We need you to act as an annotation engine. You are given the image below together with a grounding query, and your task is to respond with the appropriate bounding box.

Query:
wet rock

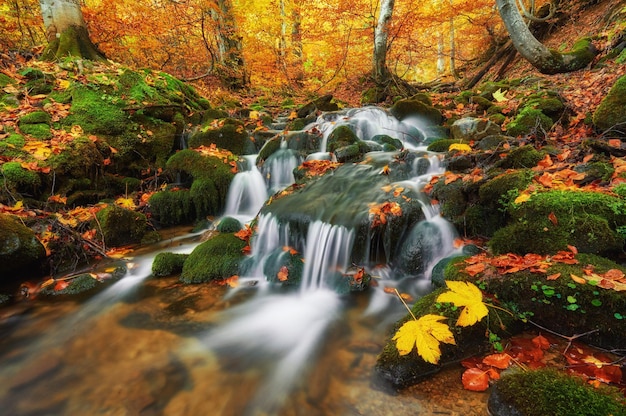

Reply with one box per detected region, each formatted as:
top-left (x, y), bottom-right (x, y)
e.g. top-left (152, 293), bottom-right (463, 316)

top-left (0, 214), bottom-right (46, 280)
top-left (593, 74), bottom-right (626, 136)
top-left (450, 117), bottom-right (501, 141)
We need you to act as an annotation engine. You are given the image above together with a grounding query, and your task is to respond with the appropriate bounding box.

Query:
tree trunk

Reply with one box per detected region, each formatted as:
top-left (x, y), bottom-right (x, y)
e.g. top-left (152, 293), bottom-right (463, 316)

top-left (211, 0), bottom-right (248, 89)
top-left (496, 0), bottom-right (597, 74)
top-left (437, 31), bottom-right (445, 75)
top-left (290, 4), bottom-right (304, 87)
top-left (449, 6), bottom-right (458, 79)
top-left (373, 0), bottom-right (395, 84)
top-left (39, 0), bottom-right (105, 61)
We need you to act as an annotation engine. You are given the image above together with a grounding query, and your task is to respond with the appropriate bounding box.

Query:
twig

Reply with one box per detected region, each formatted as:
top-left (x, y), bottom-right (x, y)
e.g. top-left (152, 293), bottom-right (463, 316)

top-left (393, 288), bottom-right (417, 320)
top-left (527, 319), bottom-right (600, 354)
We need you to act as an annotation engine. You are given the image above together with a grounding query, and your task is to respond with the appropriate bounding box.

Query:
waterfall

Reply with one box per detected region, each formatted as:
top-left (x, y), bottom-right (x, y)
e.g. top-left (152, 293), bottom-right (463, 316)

top-left (224, 155), bottom-right (268, 223)
top-left (261, 141), bottom-right (300, 194)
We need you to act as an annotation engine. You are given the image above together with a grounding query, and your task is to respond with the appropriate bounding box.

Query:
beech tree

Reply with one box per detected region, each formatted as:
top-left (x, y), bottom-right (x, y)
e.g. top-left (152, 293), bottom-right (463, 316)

top-left (373, 0), bottom-right (395, 84)
top-left (211, 0), bottom-right (248, 88)
top-left (39, 0), bottom-right (105, 61)
top-left (496, 0), bottom-right (597, 74)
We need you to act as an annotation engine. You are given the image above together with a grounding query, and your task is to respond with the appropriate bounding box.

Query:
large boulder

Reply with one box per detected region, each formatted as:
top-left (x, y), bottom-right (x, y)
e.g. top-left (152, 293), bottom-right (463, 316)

top-left (0, 214), bottom-right (46, 280)
top-left (450, 117), bottom-right (501, 141)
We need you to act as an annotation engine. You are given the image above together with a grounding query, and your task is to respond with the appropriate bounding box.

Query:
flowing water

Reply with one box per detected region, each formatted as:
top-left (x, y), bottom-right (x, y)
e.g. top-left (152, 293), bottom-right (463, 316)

top-left (0, 108), bottom-right (489, 415)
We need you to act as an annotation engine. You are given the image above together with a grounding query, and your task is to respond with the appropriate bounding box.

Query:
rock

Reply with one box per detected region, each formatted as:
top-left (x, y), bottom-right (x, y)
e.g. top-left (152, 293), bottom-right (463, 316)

top-left (188, 118), bottom-right (255, 154)
top-left (488, 369), bottom-right (626, 416)
top-left (180, 233), bottom-right (246, 283)
top-left (96, 205), bottom-right (148, 247)
top-left (389, 99), bottom-right (443, 125)
top-left (0, 214), bottom-right (46, 279)
top-left (152, 252), bottom-right (188, 277)
top-left (450, 117), bottom-right (501, 141)
top-left (593, 74), bottom-right (626, 136)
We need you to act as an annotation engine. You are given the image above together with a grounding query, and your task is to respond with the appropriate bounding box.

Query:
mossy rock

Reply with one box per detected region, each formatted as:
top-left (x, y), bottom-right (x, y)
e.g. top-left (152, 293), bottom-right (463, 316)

top-left (216, 216), bottom-right (242, 233)
top-left (374, 287), bottom-right (518, 390)
top-left (262, 248), bottom-right (305, 287)
top-left (19, 123), bottom-right (52, 140)
top-left (475, 252), bottom-right (626, 351)
top-left (371, 134), bottom-right (403, 151)
top-left (427, 139), bottom-right (468, 153)
top-left (0, 134), bottom-right (27, 158)
top-left (39, 266), bottom-right (127, 298)
top-left (327, 125), bottom-right (359, 152)
top-left (593, 74), bottom-right (626, 136)
top-left (408, 93), bottom-right (432, 106)
top-left (477, 81), bottom-right (510, 100)
top-left (1, 161), bottom-right (41, 188)
top-left (470, 95), bottom-right (494, 111)
top-left (189, 179), bottom-right (219, 219)
top-left (19, 111), bottom-right (51, 125)
top-left (488, 369), bottom-right (626, 416)
top-left (180, 233), bottom-right (246, 283)
top-left (493, 145), bottom-right (544, 169)
top-left (152, 252), bottom-right (188, 277)
top-left (573, 161), bottom-right (615, 184)
top-left (490, 190), bottom-right (626, 256)
top-left (257, 136), bottom-right (282, 162)
top-left (48, 136), bottom-right (104, 178)
top-left (524, 91), bottom-right (565, 120)
top-left (148, 189), bottom-right (195, 226)
top-left (506, 107), bottom-right (554, 137)
top-left (478, 170), bottom-right (535, 207)
top-left (0, 213), bottom-right (46, 279)
top-left (95, 205), bottom-right (147, 247)
top-left (389, 99), bottom-right (443, 125)
top-left (65, 86), bottom-right (129, 135)
top-left (188, 118), bottom-right (255, 154)
top-left (450, 117), bottom-right (501, 141)
top-left (431, 176), bottom-right (470, 224)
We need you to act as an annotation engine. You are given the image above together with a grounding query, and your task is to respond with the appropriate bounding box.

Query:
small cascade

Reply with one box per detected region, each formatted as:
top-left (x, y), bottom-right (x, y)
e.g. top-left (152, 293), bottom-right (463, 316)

top-left (261, 140), bottom-right (300, 194)
top-left (224, 155), bottom-right (268, 223)
top-left (300, 221), bottom-right (355, 291)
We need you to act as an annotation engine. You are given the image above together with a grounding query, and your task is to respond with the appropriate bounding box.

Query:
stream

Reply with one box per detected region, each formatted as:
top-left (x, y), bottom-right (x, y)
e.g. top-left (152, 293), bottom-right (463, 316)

top-left (0, 107), bottom-right (489, 415)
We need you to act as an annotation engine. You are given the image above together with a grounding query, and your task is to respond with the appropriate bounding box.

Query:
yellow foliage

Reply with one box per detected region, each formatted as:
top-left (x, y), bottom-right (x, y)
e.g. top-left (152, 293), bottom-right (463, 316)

top-left (436, 281), bottom-right (489, 327)
top-left (115, 197), bottom-right (137, 210)
top-left (392, 314), bottom-right (456, 364)
top-left (514, 192), bottom-right (531, 204)
top-left (448, 143), bottom-right (472, 153)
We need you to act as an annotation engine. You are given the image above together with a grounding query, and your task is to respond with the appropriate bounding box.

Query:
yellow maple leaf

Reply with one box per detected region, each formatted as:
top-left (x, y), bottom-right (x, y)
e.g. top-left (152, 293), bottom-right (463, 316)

top-left (436, 281), bottom-right (489, 327)
top-left (448, 143), bottom-right (472, 153)
top-left (392, 314), bottom-right (456, 364)
top-left (115, 197), bottom-right (136, 210)
top-left (492, 88), bottom-right (509, 103)
top-left (514, 192), bottom-right (531, 204)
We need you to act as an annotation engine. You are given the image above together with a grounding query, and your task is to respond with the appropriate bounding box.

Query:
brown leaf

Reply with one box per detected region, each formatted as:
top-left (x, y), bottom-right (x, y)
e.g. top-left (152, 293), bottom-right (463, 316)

top-left (277, 266), bottom-right (289, 282)
top-left (548, 212), bottom-right (558, 225)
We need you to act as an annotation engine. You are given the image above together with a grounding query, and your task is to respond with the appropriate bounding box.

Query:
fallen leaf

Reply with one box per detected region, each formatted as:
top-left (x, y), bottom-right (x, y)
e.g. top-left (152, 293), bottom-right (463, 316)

top-left (277, 266), bottom-right (289, 282)
top-left (437, 281), bottom-right (489, 327)
top-left (482, 353), bottom-right (512, 369)
top-left (548, 212), bottom-right (558, 225)
top-left (462, 368), bottom-right (490, 391)
top-left (392, 314), bottom-right (456, 363)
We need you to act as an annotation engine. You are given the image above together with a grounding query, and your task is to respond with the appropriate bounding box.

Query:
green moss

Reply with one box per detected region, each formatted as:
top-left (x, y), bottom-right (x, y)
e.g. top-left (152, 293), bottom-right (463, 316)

top-left (152, 252), bottom-right (188, 277)
top-left (19, 123), bottom-right (52, 140)
top-left (216, 217), bottom-right (242, 233)
top-left (1, 161), bottom-right (41, 189)
top-left (95, 205), bottom-right (147, 247)
top-left (66, 86), bottom-right (129, 135)
top-left (494, 145), bottom-right (544, 169)
top-left (48, 136), bottom-right (103, 178)
top-left (327, 125), bottom-right (358, 152)
top-left (479, 170), bottom-right (535, 206)
top-left (148, 189), bottom-right (195, 226)
top-left (0, 73), bottom-right (15, 87)
top-left (258, 136), bottom-right (282, 161)
top-left (574, 161), bottom-right (615, 182)
top-left (180, 233), bottom-right (246, 283)
top-left (506, 107), bottom-right (554, 137)
top-left (262, 249), bottom-right (304, 287)
top-left (188, 118), bottom-right (254, 154)
top-left (190, 179), bottom-right (219, 219)
top-left (490, 369), bottom-right (626, 416)
top-left (478, 81), bottom-right (510, 100)
top-left (0, 134), bottom-right (27, 158)
top-left (19, 111), bottom-right (51, 125)
top-left (593, 74), bottom-right (626, 134)
top-left (371, 134), bottom-right (403, 151)
top-left (408, 93), bottom-right (432, 106)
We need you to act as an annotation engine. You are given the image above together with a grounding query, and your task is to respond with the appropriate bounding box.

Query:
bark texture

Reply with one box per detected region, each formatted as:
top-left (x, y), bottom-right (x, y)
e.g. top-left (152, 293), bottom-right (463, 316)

top-left (373, 0), bottom-right (395, 83)
top-left (496, 0), bottom-right (597, 74)
top-left (39, 0), bottom-right (105, 61)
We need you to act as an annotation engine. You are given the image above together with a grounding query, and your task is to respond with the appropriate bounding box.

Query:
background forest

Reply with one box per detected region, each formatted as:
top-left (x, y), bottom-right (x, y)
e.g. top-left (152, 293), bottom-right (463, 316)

top-left (1, 0), bottom-right (499, 94)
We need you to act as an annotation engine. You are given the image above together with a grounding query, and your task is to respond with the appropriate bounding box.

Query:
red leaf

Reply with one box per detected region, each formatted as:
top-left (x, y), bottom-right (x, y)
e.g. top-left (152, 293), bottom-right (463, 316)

top-left (532, 335), bottom-right (551, 350)
top-left (464, 263), bottom-right (485, 277)
top-left (462, 368), bottom-right (490, 391)
top-left (546, 273), bottom-right (561, 281)
top-left (548, 212), bottom-right (558, 226)
top-left (54, 280), bottom-right (69, 291)
top-left (277, 266), bottom-right (289, 282)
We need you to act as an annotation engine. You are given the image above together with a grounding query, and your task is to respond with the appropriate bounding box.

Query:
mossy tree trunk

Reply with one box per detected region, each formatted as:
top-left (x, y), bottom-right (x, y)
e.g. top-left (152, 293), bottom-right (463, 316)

top-left (39, 0), bottom-right (105, 61)
top-left (496, 0), bottom-right (597, 74)
top-left (373, 0), bottom-right (395, 85)
top-left (211, 0), bottom-right (248, 89)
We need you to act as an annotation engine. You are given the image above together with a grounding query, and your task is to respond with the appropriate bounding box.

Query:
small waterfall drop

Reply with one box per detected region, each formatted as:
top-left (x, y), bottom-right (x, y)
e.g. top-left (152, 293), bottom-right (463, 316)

top-left (261, 140), bottom-right (300, 194)
top-left (224, 155), bottom-right (268, 223)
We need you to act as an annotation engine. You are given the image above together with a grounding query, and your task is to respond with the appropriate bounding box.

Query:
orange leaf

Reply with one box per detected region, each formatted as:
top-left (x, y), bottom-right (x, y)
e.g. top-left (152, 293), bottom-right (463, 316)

top-left (482, 353), bottom-right (512, 369)
top-left (570, 274), bottom-right (587, 285)
top-left (608, 139), bottom-right (622, 148)
top-left (461, 368), bottom-right (490, 391)
top-left (548, 212), bottom-right (558, 225)
top-left (532, 335), bottom-right (551, 350)
top-left (582, 154), bottom-right (594, 163)
top-left (464, 263), bottom-right (485, 277)
top-left (277, 266), bottom-right (289, 282)
top-left (546, 273), bottom-right (561, 281)
top-left (537, 154), bottom-right (553, 169)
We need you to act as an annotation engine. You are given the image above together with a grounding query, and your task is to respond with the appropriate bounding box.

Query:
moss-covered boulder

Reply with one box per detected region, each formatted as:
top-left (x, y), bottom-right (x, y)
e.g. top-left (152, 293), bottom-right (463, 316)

top-left (506, 107), bottom-right (554, 137)
top-left (1, 161), bottom-right (41, 194)
top-left (152, 252), bottom-right (188, 277)
top-left (493, 145), bottom-right (544, 169)
top-left (0, 214), bottom-right (46, 279)
top-left (188, 118), bottom-right (255, 154)
top-left (180, 233), bottom-right (246, 283)
top-left (488, 369), bottom-right (626, 416)
top-left (95, 205), bottom-right (148, 247)
top-left (389, 99), bottom-right (443, 125)
top-left (450, 117), bottom-right (501, 142)
top-left (490, 190), bottom-right (626, 256)
top-left (216, 216), bottom-right (243, 233)
top-left (262, 248), bottom-right (305, 287)
top-left (18, 110), bottom-right (52, 140)
top-left (326, 125), bottom-right (368, 162)
top-left (39, 265), bottom-right (127, 299)
top-left (148, 149), bottom-right (235, 225)
top-left (593, 74), bottom-right (626, 136)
